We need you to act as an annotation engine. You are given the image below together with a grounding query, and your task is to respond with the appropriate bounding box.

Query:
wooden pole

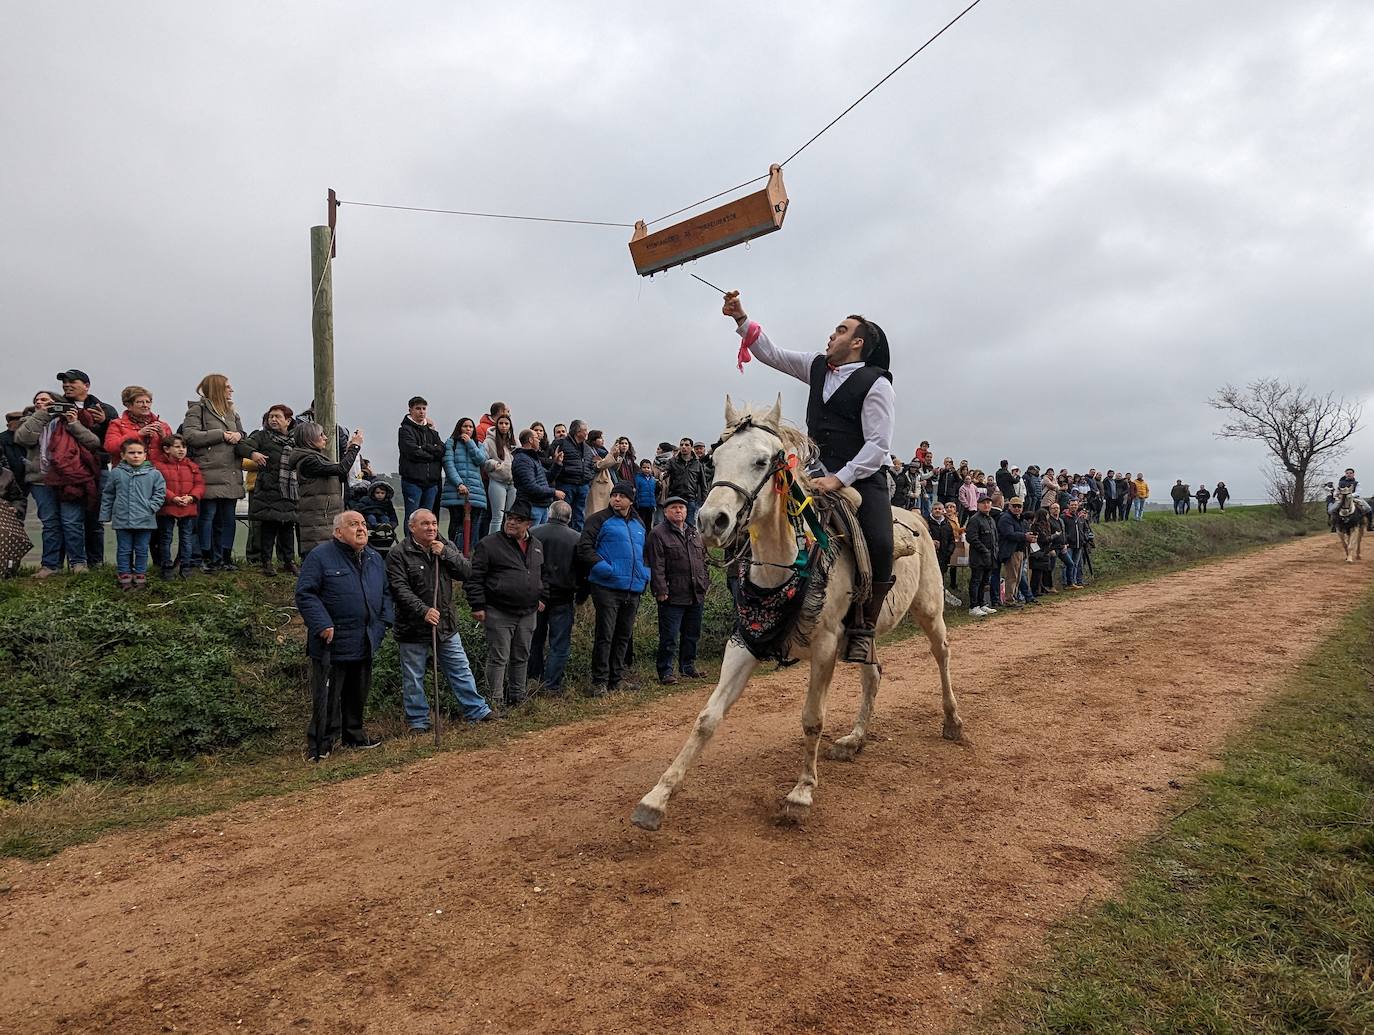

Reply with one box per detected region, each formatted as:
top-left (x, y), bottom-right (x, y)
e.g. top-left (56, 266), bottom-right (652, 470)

top-left (310, 224), bottom-right (337, 461)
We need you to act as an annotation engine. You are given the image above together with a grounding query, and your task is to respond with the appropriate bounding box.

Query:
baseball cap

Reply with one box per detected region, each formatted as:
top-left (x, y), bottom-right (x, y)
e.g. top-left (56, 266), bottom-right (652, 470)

top-left (56, 369), bottom-right (90, 384)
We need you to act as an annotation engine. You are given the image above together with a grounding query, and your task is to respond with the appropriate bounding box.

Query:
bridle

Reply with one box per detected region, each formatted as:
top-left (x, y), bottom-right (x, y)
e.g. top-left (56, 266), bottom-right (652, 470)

top-left (705, 417), bottom-right (813, 572)
top-left (708, 419), bottom-right (790, 534)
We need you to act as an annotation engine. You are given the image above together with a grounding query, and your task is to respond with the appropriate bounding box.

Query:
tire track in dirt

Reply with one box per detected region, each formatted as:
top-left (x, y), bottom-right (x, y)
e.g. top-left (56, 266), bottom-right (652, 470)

top-left (1, 534), bottom-right (1366, 1034)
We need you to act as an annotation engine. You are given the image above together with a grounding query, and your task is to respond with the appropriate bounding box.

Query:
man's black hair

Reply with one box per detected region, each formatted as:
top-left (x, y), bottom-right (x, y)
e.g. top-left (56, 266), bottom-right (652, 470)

top-left (408, 395), bottom-right (427, 408)
top-left (847, 314), bottom-right (890, 370)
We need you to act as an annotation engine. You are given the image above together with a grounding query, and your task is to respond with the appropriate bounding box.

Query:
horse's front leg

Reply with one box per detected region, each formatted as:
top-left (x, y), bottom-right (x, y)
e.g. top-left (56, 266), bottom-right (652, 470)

top-left (632, 642), bottom-right (760, 832)
top-left (828, 661), bottom-right (880, 761)
top-left (782, 640), bottom-right (838, 823)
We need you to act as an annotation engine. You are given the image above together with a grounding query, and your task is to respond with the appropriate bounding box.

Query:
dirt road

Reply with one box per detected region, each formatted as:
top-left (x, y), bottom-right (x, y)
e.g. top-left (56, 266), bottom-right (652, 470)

top-left (1, 535), bottom-right (1366, 1034)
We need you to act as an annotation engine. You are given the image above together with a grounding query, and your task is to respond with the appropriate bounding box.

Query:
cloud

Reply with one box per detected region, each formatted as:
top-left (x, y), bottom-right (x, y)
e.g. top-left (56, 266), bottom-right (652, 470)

top-left (2, 0), bottom-right (1371, 502)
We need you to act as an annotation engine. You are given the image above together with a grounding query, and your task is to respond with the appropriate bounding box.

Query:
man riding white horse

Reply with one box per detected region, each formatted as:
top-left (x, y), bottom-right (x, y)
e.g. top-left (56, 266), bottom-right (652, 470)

top-left (722, 290), bottom-right (895, 665)
top-left (1329, 468), bottom-right (1372, 529)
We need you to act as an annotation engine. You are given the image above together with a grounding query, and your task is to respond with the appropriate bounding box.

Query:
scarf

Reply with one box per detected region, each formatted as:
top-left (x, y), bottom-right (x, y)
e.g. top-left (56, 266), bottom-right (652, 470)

top-left (125, 409), bottom-right (159, 428)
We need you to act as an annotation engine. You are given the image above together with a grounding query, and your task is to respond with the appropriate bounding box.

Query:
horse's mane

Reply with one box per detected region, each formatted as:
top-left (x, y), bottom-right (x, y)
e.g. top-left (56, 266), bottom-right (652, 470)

top-left (725, 403), bottom-right (817, 487)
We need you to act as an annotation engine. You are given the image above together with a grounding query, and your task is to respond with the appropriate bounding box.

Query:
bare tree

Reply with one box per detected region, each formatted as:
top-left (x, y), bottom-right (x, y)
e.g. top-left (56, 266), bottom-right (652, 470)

top-left (1211, 380), bottom-right (1362, 518)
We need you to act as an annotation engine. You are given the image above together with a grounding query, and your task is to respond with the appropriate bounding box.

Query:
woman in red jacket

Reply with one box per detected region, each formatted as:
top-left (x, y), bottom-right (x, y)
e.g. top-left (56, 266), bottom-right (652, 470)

top-left (103, 386), bottom-right (172, 467)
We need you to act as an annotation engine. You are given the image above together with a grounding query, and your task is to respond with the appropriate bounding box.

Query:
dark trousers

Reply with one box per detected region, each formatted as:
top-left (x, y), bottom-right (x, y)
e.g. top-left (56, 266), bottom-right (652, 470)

top-left (1197, 500), bottom-right (1208, 513)
top-left (1030, 567), bottom-right (1051, 596)
top-left (591, 585), bottom-right (640, 686)
top-left (157, 514), bottom-right (197, 570)
top-left (446, 505), bottom-right (486, 553)
top-left (656, 600), bottom-right (703, 677)
top-left (308, 655), bottom-right (370, 756)
top-left (637, 506), bottom-right (656, 530)
top-left (529, 598), bottom-right (575, 692)
top-left (259, 519), bottom-right (296, 565)
top-left (853, 473), bottom-right (894, 583)
top-left (969, 565), bottom-right (993, 608)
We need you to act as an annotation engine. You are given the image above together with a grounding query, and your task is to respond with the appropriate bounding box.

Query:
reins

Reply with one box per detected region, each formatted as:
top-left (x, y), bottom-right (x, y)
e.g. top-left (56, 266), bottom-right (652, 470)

top-left (706, 416), bottom-right (826, 574)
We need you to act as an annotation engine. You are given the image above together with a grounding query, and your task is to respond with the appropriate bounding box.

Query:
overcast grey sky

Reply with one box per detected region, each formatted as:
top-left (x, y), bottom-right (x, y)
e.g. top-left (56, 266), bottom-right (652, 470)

top-left (4, 1), bottom-right (1371, 499)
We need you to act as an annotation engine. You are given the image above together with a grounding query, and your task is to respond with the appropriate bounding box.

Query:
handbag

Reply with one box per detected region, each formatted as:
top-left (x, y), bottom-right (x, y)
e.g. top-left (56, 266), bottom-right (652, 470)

top-left (952, 541), bottom-right (970, 567)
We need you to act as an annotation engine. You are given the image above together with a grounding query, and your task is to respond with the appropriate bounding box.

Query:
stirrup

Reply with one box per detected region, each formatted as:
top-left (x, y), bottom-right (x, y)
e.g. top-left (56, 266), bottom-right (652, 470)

top-left (842, 625), bottom-right (877, 665)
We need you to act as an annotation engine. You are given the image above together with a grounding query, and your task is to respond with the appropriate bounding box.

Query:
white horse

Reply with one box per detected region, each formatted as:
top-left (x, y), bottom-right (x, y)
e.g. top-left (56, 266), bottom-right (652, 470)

top-left (1334, 488), bottom-right (1365, 563)
top-left (632, 396), bottom-right (963, 831)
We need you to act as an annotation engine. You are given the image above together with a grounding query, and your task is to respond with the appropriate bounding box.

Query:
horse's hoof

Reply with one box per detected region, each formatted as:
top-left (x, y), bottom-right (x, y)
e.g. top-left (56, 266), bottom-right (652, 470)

top-left (779, 799), bottom-right (811, 825)
top-left (827, 738), bottom-right (861, 762)
top-left (943, 721), bottom-right (969, 744)
top-left (631, 802), bottom-right (664, 832)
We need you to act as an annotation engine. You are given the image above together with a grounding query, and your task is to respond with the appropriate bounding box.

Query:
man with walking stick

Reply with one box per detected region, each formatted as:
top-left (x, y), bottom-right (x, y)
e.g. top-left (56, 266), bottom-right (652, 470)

top-left (295, 511), bottom-right (389, 761)
top-left (385, 509), bottom-right (492, 735)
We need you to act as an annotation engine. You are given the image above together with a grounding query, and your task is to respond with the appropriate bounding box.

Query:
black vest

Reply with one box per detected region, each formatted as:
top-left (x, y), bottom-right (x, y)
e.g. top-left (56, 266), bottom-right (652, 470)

top-left (805, 354), bottom-right (892, 476)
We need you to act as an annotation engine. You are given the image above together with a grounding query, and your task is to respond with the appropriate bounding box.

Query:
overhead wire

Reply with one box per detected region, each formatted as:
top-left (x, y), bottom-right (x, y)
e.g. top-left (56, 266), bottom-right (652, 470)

top-left (338, 200), bottom-right (632, 228)
top-left (338, 0), bottom-right (985, 231)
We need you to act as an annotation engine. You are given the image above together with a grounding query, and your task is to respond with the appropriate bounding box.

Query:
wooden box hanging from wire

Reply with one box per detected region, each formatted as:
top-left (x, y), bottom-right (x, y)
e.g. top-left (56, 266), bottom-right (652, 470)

top-left (629, 165), bottom-right (788, 277)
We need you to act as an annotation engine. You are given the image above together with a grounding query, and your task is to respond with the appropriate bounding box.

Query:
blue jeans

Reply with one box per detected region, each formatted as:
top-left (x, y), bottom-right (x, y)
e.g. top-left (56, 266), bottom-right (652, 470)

top-left (656, 601), bottom-right (703, 678)
top-left (1133, 499), bottom-right (1146, 520)
top-left (115, 528), bottom-right (153, 575)
top-left (686, 500), bottom-right (701, 528)
top-left (157, 514), bottom-right (198, 569)
top-left (397, 632), bottom-right (490, 725)
top-left (1062, 547), bottom-right (1083, 586)
top-left (197, 498), bottom-right (237, 564)
top-left (529, 505), bottom-right (549, 526)
top-left (557, 482), bottom-right (589, 530)
top-left (30, 484), bottom-right (87, 569)
top-left (401, 481), bottom-right (439, 526)
top-left (529, 599), bottom-right (574, 692)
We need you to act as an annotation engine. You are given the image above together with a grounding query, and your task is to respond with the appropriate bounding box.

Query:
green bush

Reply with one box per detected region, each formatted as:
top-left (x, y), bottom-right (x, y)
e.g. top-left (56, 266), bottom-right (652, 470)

top-left (0, 579), bottom-right (301, 797)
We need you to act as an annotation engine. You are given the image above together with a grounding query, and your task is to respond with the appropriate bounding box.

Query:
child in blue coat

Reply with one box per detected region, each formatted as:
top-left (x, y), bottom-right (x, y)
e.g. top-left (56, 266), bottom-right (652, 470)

top-left (100, 437), bottom-right (167, 589)
top-left (634, 459), bottom-right (660, 530)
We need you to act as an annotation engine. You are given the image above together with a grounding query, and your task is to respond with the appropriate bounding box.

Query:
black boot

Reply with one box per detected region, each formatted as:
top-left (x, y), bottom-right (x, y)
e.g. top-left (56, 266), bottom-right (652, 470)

top-left (843, 578), bottom-right (897, 665)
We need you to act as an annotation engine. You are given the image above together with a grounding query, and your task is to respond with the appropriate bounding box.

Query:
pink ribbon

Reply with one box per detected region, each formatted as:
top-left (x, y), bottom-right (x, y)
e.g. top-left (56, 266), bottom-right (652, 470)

top-left (737, 321), bottom-right (760, 373)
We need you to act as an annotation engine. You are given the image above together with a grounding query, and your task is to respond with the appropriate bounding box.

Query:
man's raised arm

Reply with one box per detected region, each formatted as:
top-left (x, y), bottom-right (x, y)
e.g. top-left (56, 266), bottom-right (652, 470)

top-left (722, 291), bottom-right (811, 383)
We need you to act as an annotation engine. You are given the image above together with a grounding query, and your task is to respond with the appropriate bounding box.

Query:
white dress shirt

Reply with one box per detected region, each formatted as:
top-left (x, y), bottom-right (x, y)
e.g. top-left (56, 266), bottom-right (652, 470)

top-left (736, 321), bottom-right (894, 487)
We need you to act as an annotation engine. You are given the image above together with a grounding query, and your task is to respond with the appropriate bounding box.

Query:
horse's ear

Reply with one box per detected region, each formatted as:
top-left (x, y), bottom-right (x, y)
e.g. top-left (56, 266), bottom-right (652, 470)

top-left (765, 393), bottom-right (782, 430)
top-left (724, 394), bottom-right (739, 424)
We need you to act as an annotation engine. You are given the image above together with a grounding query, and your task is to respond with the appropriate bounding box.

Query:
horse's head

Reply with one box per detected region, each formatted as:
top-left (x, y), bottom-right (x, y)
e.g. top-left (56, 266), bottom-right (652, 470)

top-left (697, 394), bottom-right (809, 548)
top-left (1336, 487), bottom-right (1358, 518)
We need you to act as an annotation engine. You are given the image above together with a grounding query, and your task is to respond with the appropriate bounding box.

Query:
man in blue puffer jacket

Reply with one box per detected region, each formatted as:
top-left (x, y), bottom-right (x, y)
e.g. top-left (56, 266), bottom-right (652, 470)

top-left (577, 480), bottom-right (649, 695)
top-left (295, 510), bottom-right (393, 760)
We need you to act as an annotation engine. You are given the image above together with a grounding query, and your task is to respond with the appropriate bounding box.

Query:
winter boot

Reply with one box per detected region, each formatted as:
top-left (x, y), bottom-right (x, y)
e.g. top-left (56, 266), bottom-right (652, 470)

top-left (116, 573), bottom-right (134, 592)
top-left (133, 573), bottom-right (147, 590)
top-left (842, 578), bottom-right (897, 665)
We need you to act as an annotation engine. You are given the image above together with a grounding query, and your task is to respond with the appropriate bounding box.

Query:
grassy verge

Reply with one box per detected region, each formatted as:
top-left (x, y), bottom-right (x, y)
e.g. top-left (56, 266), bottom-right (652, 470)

top-left (975, 590), bottom-right (1374, 1035)
top-left (0, 504), bottom-right (1322, 860)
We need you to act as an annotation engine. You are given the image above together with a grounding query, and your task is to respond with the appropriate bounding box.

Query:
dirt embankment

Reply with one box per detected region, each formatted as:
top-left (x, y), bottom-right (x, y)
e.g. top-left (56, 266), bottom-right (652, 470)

top-left (0, 533), bottom-right (1365, 1035)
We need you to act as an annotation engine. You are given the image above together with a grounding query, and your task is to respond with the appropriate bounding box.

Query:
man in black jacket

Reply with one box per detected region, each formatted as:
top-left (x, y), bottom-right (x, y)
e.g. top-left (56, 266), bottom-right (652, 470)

top-left (528, 500), bottom-right (581, 695)
top-left (935, 457), bottom-right (961, 507)
top-left (385, 509), bottom-right (492, 729)
top-left (665, 438), bottom-right (704, 526)
top-left (465, 498), bottom-right (547, 709)
top-left (397, 396), bottom-right (445, 526)
top-left (550, 420), bottom-right (595, 531)
top-left (964, 495), bottom-right (999, 617)
top-left (646, 495), bottom-right (709, 685)
top-left (994, 460), bottom-right (1015, 500)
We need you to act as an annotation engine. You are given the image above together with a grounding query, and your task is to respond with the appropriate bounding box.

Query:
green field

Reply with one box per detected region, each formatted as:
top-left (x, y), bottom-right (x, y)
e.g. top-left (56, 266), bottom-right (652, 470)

top-left (0, 504), bottom-right (1321, 858)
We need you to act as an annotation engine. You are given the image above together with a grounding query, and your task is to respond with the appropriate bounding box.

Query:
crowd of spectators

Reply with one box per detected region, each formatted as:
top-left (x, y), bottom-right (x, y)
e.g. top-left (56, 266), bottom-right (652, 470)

top-left (0, 373), bottom-right (1232, 759)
